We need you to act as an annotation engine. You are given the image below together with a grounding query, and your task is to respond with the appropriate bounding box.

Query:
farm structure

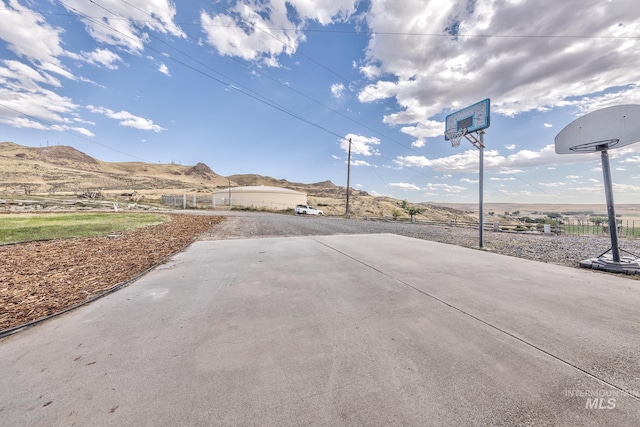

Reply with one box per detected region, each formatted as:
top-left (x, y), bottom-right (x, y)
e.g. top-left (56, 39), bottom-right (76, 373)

top-left (211, 186), bottom-right (306, 210)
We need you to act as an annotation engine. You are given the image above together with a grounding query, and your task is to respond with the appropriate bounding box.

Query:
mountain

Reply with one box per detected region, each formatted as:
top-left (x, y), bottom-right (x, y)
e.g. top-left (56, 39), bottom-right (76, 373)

top-left (0, 141), bottom-right (473, 220)
top-left (0, 141), bottom-right (229, 195)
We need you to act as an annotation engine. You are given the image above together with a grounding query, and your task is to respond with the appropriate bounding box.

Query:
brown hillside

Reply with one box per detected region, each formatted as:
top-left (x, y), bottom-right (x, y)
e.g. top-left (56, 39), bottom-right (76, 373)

top-left (0, 142), bottom-right (229, 196)
top-left (0, 142), bottom-right (475, 221)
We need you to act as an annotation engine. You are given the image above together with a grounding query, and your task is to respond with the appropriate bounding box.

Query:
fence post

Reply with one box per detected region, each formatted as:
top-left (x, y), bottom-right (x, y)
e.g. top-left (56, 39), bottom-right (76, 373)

top-left (182, 194), bottom-right (186, 209)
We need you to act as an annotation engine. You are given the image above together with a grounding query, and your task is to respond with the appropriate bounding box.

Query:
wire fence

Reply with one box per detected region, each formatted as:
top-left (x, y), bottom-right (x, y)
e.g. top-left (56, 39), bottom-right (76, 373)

top-left (160, 194), bottom-right (295, 211)
top-left (361, 216), bottom-right (639, 238)
top-left (160, 195), bottom-right (638, 239)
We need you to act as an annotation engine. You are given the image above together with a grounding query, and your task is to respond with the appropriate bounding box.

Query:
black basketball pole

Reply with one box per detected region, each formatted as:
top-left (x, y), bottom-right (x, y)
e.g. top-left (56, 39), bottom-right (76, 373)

top-left (599, 148), bottom-right (621, 262)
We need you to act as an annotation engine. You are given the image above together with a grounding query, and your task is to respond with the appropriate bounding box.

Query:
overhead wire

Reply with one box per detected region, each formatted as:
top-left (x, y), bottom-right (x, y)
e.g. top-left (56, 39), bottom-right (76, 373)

top-left (4, 2), bottom-right (598, 201)
top-left (0, 103), bottom-right (149, 162)
top-left (80, 0), bottom-right (448, 192)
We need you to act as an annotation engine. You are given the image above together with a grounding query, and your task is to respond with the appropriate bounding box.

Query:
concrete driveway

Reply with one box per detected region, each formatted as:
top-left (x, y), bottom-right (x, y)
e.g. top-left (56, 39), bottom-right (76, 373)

top-left (1, 234), bottom-right (639, 426)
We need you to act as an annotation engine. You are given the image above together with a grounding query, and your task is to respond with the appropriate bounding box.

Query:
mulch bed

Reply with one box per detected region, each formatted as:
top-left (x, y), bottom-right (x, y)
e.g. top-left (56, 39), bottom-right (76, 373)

top-left (0, 213), bottom-right (223, 332)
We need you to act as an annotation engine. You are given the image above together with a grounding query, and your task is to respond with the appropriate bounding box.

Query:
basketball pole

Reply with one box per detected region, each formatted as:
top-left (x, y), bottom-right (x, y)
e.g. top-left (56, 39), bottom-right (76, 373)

top-left (345, 138), bottom-right (352, 219)
top-left (478, 131), bottom-right (484, 248)
top-left (599, 148), bottom-right (621, 262)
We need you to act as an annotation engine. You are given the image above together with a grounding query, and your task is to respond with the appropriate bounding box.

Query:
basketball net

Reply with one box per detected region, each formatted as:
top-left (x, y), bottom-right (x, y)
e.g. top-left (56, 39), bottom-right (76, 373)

top-left (445, 127), bottom-right (467, 147)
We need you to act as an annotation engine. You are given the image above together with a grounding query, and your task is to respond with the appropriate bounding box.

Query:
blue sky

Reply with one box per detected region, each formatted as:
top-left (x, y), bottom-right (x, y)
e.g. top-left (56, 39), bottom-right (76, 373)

top-left (1, 0), bottom-right (639, 204)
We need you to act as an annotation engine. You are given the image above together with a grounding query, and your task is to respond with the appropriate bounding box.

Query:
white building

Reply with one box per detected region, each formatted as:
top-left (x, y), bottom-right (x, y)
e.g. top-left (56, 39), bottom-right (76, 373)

top-left (212, 186), bottom-right (306, 210)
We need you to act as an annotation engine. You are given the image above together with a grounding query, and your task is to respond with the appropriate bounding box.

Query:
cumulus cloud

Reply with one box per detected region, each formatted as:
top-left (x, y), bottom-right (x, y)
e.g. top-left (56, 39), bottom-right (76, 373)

top-left (87, 105), bottom-right (166, 132)
top-left (0, 60), bottom-right (84, 130)
top-left (200, 0), bottom-right (357, 67)
top-left (80, 48), bottom-right (123, 70)
top-left (60, 0), bottom-right (184, 53)
top-left (340, 133), bottom-right (381, 156)
top-left (394, 143), bottom-right (604, 173)
top-left (424, 183), bottom-right (466, 193)
top-left (394, 155), bottom-right (432, 168)
top-left (0, 1), bottom-right (72, 79)
top-left (389, 182), bottom-right (421, 191)
top-left (331, 83), bottom-right (345, 99)
top-left (359, 0), bottom-right (640, 137)
top-left (0, 0), bottom-right (181, 136)
top-left (158, 63), bottom-right (170, 76)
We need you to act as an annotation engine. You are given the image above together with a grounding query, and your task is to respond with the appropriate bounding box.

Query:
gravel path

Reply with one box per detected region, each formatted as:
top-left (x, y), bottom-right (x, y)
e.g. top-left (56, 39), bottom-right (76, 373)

top-left (199, 211), bottom-right (640, 276)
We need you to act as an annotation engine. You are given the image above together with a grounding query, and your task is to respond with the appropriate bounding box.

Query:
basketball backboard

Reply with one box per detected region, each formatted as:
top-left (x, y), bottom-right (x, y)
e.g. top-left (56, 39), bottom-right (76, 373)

top-left (444, 98), bottom-right (490, 140)
top-left (555, 104), bottom-right (640, 154)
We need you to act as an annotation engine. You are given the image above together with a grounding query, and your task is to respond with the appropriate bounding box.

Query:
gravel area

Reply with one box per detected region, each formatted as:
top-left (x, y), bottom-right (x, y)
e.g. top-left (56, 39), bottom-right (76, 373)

top-left (200, 211), bottom-right (640, 276)
top-left (4, 210), bottom-right (638, 334)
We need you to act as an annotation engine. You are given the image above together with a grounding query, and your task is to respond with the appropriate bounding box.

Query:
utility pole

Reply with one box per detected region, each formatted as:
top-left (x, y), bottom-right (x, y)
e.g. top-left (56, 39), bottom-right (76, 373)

top-left (345, 138), bottom-right (352, 219)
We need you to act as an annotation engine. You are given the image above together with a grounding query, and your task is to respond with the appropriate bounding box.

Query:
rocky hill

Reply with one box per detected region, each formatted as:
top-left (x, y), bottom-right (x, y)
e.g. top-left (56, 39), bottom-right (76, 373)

top-left (0, 141), bottom-right (229, 195)
top-left (0, 141), bottom-right (474, 221)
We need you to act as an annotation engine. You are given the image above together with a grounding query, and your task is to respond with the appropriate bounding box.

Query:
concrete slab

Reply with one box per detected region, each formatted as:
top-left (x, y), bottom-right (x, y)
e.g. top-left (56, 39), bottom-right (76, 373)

top-left (1, 234), bottom-right (639, 426)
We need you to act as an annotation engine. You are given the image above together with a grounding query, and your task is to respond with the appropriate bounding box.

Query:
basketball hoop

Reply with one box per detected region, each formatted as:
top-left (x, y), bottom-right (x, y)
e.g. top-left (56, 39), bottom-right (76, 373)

top-left (445, 127), bottom-right (467, 147)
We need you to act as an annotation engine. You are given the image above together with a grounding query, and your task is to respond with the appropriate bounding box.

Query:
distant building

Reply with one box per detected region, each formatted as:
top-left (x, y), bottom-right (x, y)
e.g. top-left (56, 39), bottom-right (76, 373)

top-left (212, 186), bottom-right (306, 210)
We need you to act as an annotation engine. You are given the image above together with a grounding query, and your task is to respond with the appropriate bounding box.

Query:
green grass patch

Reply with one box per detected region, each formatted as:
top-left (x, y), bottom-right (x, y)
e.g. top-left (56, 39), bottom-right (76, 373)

top-left (0, 213), bottom-right (168, 244)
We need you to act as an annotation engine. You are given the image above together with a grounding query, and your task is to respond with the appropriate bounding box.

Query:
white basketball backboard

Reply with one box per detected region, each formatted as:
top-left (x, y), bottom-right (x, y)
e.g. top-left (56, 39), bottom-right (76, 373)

top-left (444, 98), bottom-right (490, 139)
top-left (555, 104), bottom-right (640, 154)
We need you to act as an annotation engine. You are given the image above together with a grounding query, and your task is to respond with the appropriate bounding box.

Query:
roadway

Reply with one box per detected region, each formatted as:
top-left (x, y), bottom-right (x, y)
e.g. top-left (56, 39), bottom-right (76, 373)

top-left (1, 234), bottom-right (639, 425)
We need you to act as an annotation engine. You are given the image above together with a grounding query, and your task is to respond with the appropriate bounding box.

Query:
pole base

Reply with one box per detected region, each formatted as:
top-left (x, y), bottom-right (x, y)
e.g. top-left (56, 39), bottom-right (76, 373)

top-left (580, 255), bottom-right (640, 275)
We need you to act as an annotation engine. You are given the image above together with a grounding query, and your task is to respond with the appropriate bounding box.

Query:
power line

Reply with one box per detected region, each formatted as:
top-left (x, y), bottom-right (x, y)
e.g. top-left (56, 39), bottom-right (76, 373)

top-left (0, 103), bottom-right (149, 162)
top-left (7, 6), bottom-right (638, 40)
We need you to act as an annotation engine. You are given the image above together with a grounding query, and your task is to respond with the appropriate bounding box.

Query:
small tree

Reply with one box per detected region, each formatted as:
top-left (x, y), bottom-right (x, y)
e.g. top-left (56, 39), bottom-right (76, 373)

top-left (401, 200), bottom-right (426, 222)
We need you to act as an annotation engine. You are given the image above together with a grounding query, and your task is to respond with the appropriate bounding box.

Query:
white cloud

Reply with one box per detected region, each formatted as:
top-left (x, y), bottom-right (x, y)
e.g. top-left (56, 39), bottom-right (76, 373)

top-left (460, 178), bottom-right (478, 184)
top-left (622, 156), bottom-right (640, 163)
top-left (340, 134), bottom-right (381, 156)
top-left (358, 0), bottom-right (640, 133)
top-left (60, 0), bottom-right (184, 53)
top-left (566, 175), bottom-right (580, 179)
top-left (394, 155), bottom-right (432, 168)
top-left (200, 0), bottom-right (357, 67)
top-left (544, 123), bottom-right (553, 128)
top-left (428, 144), bottom-right (598, 173)
top-left (158, 63), bottom-right (170, 76)
top-left (0, 1), bottom-right (73, 79)
top-left (80, 48), bottom-right (122, 70)
top-left (331, 83), bottom-right (345, 99)
top-left (350, 159), bottom-right (371, 167)
top-left (389, 182), bottom-right (421, 191)
top-left (0, 60), bottom-right (84, 130)
top-left (87, 105), bottom-right (166, 132)
top-left (505, 144), bottom-right (516, 150)
top-left (539, 182), bottom-right (566, 187)
top-left (424, 183), bottom-right (466, 193)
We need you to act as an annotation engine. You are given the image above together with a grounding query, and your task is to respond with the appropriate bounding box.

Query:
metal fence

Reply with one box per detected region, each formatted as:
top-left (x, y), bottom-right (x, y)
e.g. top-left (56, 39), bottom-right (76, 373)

top-left (361, 216), bottom-right (639, 238)
top-left (160, 194), bottom-right (294, 211)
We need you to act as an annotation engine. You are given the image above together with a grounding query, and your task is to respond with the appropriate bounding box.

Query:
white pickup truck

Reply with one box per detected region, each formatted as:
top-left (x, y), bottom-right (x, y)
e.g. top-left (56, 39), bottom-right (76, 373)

top-left (295, 204), bottom-right (323, 215)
